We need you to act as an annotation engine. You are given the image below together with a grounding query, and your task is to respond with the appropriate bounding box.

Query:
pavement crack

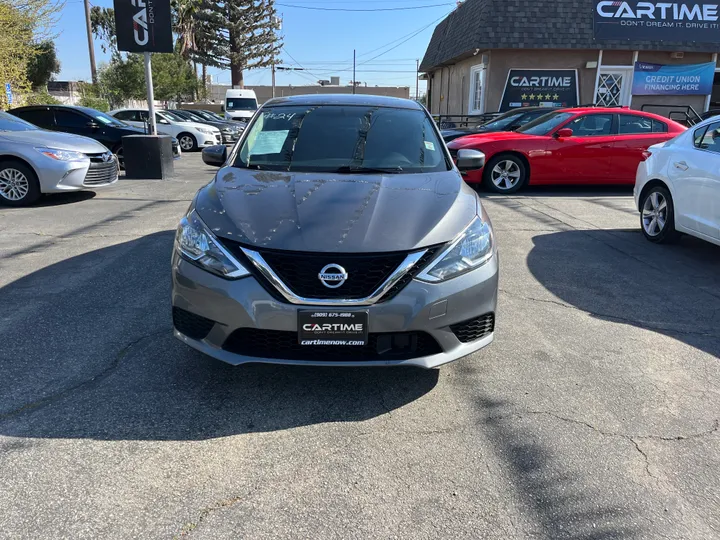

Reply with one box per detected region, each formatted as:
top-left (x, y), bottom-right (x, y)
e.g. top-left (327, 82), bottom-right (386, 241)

top-left (499, 288), bottom-right (718, 338)
top-left (630, 438), bottom-right (656, 479)
top-left (174, 495), bottom-right (244, 538)
top-left (0, 327), bottom-right (170, 422)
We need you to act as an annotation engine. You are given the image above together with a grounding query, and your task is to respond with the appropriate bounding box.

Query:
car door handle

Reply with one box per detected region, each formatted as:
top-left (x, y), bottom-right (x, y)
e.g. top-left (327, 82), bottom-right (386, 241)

top-left (674, 161), bottom-right (689, 171)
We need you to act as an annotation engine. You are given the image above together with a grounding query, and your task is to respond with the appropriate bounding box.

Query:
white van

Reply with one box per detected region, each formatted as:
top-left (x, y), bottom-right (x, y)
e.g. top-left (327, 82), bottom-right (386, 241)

top-left (224, 89), bottom-right (258, 121)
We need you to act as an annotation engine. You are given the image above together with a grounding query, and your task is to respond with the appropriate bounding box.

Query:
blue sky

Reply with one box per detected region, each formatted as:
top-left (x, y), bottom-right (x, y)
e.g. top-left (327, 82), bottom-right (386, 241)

top-left (55, 0), bottom-right (457, 97)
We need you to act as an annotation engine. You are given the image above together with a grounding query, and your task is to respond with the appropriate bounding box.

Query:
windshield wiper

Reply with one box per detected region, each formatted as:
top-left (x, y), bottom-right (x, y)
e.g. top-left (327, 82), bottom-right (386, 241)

top-left (333, 165), bottom-right (403, 174)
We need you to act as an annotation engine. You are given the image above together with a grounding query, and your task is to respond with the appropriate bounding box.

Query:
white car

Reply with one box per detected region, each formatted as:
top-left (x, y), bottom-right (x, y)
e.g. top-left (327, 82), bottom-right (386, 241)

top-left (634, 116), bottom-right (720, 246)
top-left (109, 109), bottom-right (222, 151)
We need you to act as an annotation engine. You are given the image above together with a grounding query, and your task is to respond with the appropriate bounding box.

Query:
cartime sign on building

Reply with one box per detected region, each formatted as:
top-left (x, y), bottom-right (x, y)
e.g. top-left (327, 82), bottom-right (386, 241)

top-left (114, 0), bottom-right (173, 53)
top-left (594, 1), bottom-right (720, 41)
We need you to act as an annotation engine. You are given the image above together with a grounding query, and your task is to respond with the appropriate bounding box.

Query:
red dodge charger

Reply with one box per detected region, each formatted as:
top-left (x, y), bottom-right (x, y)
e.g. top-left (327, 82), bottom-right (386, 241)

top-left (447, 107), bottom-right (686, 193)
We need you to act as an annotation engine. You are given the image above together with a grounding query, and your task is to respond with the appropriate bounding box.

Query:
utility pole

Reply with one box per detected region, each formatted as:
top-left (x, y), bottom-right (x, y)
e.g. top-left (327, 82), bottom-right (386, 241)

top-left (83, 0), bottom-right (97, 84)
top-left (353, 49), bottom-right (356, 94)
top-left (416, 59), bottom-right (419, 101)
top-left (272, 62), bottom-right (276, 98)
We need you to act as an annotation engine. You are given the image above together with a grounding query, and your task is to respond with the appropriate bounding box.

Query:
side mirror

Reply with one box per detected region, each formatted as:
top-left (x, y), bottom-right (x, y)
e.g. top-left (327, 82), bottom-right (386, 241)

top-left (556, 128), bottom-right (573, 138)
top-left (87, 121), bottom-right (100, 129)
top-left (456, 148), bottom-right (486, 172)
top-left (158, 118), bottom-right (170, 125)
top-left (202, 144), bottom-right (227, 167)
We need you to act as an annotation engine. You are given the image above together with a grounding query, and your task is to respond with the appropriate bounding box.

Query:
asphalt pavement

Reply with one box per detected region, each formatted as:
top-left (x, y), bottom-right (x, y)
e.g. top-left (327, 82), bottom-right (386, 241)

top-left (0, 154), bottom-right (718, 539)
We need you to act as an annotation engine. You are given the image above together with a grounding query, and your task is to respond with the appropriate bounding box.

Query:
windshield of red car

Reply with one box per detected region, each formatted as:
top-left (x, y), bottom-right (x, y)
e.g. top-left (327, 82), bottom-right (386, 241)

top-left (516, 111), bottom-right (574, 135)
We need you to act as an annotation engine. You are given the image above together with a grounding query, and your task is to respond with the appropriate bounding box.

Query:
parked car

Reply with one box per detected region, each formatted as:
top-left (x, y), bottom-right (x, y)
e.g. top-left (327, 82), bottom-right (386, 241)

top-left (109, 109), bottom-right (221, 151)
top-left (193, 109), bottom-right (247, 129)
top-left (0, 111), bottom-right (117, 206)
top-left (7, 104), bottom-right (179, 168)
top-left (441, 107), bottom-right (557, 142)
top-left (167, 109), bottom-right (243, 144)
top-left (634, 116), bottom-right (720, 246)
top-left (447, 107), bottom-right (686, 193)
top-left (173, 94), bottom-right (497, 368)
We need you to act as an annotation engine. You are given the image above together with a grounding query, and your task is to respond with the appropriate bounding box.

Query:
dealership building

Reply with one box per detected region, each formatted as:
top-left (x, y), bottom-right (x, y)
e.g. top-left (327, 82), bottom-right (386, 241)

top-left (420, 0), bottom-right (720, 120)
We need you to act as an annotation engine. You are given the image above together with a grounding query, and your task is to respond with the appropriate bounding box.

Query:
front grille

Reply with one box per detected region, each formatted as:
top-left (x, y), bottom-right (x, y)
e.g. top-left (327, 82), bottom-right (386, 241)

top-left (172, 307), bottom-right (216, 340)
top-left (83, 160), bottom-right (118, 186)
top-left (215, 133), bottom-right (222, 143)
top-left (378, 247), bottom-right (440, 302)
top-left (450, 313), bottom-right (495, 343)
top-left (223, 328), bottom-right (442, 361)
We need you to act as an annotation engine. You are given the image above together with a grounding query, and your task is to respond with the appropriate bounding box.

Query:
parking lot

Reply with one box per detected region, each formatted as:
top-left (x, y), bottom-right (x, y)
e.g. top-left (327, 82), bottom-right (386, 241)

top-left (1, 153), bottom-right (719, 539)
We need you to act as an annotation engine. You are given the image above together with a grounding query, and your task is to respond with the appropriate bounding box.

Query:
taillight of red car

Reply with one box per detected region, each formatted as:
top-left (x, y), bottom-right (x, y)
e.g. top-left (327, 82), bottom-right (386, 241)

top-left (640, 150), bottom-right (652, 161)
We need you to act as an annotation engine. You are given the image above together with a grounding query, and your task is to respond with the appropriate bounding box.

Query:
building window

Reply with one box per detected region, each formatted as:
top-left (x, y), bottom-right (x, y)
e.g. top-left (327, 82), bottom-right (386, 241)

top-left (595, 69), bottom-right (632, 107)
top-left (469, 65), bottom-right (485, 114)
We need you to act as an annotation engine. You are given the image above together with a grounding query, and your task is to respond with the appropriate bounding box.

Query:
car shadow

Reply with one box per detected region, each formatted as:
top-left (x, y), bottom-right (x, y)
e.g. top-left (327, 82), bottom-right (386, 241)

top-left (473, 184), bottom-right (634, 198)
top-left (526, 229), bottom-right (720, 358)
top-left (0, 191), bottom-right (97, 210)
top-left (0, 231), bottom-right (438, 441)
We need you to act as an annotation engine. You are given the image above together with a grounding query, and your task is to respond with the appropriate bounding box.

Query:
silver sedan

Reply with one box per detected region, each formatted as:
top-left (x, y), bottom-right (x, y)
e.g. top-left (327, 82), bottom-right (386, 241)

top-left (0, 112), bottom-right (118, 206)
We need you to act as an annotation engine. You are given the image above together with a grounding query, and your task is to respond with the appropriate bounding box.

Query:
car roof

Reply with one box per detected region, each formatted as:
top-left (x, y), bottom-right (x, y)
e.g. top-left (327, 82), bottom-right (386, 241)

top-left (555, 106), bottom-right (684, 126)
top-left (263, 94), bottom-right (424, 110)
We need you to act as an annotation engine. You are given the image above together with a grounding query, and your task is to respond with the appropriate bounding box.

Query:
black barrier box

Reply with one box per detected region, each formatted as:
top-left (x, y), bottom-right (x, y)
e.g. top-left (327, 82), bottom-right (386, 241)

top-left (122, 135), bottom-right (175, 180)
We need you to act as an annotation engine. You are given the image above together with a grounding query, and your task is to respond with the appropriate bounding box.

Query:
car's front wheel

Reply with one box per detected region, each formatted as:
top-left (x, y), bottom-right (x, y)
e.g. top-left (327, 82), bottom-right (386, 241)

top-left (640, 185), bottom-right (680, 243)
top-left (178, 133), bottom-right (197, 152)
top-left (0, 160), bottom-right (41, 207)
top-left (483, 154), bottom-right (527, 194)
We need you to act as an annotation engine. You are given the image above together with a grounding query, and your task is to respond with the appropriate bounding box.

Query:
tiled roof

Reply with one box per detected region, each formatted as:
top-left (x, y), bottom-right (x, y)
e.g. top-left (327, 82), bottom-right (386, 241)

top-left (420, 0), bottom-right (720, 72)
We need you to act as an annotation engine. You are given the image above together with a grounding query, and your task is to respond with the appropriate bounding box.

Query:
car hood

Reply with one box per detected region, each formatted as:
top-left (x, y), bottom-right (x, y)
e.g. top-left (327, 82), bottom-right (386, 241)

top-left (178, 120), bottom-right (219, 132)
top-left (195, 168), bottom-right (478, 253)
top-left (449, 131), bottom-right (540, 148)
top-left (0, 129), bottom-right (109, 152)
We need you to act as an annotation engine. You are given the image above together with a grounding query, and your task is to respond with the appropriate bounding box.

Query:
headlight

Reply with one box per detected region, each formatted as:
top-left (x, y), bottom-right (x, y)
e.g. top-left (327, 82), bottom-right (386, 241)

top-left (416, 213), bottom-right (494, 282)
top-left (197, 127), bottom-right (214, 134)
top-left (221, 126), bottom-right (232, 133)
top-left (175, 210), bottom-right (250, 279)
top-left (35, 147), bottom-right (88, 162)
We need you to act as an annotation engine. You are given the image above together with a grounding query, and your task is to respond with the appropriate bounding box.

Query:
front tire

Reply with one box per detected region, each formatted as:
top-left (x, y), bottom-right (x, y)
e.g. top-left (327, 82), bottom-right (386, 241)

top-left (482, 154), bottom-right (527, 194)
top-left (0, 160), bottom-right (41, 207)
top-left (640, 185), bottom-right (680, 243)
top-left (178, 133), bottom-right (197, 152)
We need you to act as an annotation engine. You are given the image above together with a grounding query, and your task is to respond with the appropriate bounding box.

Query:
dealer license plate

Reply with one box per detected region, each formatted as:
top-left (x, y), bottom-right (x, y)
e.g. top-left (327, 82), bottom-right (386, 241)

top-left (298, 311), bottom-right (368, 346)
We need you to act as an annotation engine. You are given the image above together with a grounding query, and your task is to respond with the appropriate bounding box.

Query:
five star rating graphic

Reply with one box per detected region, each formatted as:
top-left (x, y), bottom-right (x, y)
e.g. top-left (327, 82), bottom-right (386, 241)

top-left (521, 93), bottom-right (560, 101)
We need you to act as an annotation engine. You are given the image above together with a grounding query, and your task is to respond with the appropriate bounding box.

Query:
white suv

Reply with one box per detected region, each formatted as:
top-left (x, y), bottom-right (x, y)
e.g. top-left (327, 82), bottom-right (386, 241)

top-left (109, 109), bottom-right (222, 151)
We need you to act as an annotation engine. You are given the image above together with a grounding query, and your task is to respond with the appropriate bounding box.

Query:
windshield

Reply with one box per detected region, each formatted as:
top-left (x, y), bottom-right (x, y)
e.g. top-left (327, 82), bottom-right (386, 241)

top-left (201, 110), bottom-right (225, 121)
top-left (159, 111), bottom-right (184, 122)
top-left (0, 111), bottom-right (38, 131)
top-left (83, 108), bottom-right (127, 127)
top-left (226, 98), bottom-right (258, 111)
top-left (516, 111), bottom-right (574, 135)
top-left (233, 105), bottom-right (450, 174)
top-left (178, 110), bottom-right (205, 122)
top-left (478, 111), bottom-right (526, 131)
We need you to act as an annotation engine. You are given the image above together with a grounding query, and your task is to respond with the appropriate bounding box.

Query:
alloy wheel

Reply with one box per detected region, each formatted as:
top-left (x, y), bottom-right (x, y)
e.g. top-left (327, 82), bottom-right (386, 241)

top-left (0, 168), bottom-right (30, 201)
top-left (490, 160), bottom-right (521, 190)
top-left (179, 136), bottom-right (194, 150)
top-left (642, 191), bottom-right (668, 237)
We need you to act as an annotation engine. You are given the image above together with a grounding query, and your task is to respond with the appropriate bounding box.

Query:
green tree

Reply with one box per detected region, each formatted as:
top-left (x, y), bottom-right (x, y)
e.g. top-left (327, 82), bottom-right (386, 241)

top-left (152, 52), bottom-right (199, 103)
top-left (27, 40), bottom-right (61, 90)
top-left (24, 90), bottom-right (61, 106)
top-left (97, 55), bottom-right (145, 108)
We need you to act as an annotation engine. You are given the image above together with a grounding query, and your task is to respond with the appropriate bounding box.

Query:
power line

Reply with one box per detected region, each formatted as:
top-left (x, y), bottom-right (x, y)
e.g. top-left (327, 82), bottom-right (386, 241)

top-left (276, 2), bottom-right (453, 11)
top-left (309, 10), bottom-right (451, 76)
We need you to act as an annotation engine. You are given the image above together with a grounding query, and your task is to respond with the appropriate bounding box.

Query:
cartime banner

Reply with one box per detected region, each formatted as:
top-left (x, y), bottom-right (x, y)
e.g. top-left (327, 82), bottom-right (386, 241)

top-left (632, 61), bottom-right (715, 95)
top-left (594, 0), bottom-right (720, 42)
top-left (499, 69), bottom-right (579, 112)
top-left (114, 0), bottom-right (173, 53)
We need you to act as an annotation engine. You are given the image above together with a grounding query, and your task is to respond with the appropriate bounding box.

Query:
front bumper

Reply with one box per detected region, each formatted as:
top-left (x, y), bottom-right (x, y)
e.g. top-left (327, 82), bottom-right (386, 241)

top-left (221, 132), bottom-right (240, 144)
top-left (171, 251), bottom-right (499, 368)
top-left (37, 157), bottom-right (119, 193)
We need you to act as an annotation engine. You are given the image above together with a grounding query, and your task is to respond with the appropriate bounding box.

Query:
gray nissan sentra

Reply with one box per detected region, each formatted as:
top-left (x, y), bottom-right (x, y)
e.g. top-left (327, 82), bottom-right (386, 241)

top-left (171, 94), bottom-right (498, 368)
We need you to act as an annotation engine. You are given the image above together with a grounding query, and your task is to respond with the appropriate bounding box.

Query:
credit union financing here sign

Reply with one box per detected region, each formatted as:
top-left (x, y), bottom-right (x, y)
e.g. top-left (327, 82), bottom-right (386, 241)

top-left (499, 70), bottom-right (579, 112)
top-left (594, 1), bottom-right (720, 42)
top-left (632, 62), bottom-right (715, 95)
